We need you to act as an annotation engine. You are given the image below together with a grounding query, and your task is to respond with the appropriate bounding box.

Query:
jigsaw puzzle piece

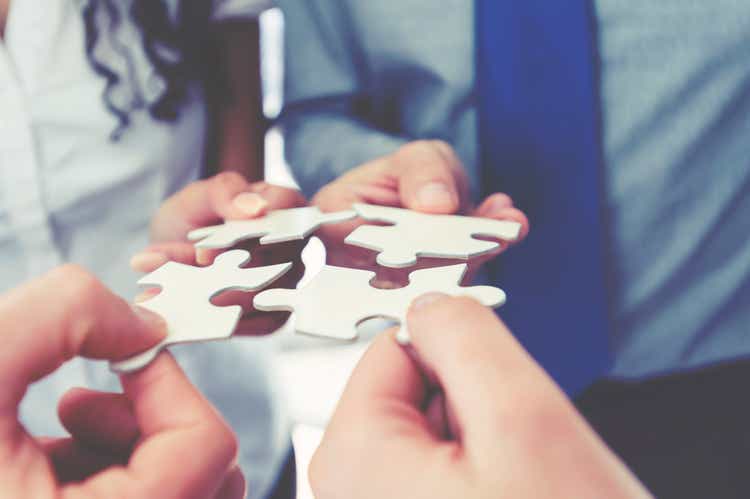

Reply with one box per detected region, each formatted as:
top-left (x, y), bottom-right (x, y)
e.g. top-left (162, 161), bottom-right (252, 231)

top-left (111, 250), bottom-right (292, 373)
top-left (346, 203), bottom-right (522, 268)
top-left (389, 264), bottom-right (506, 344)
top-left (404, 264), bottom-right (506, 309)
top-left (254, 264), bottom-right (506, 344)
top-left (187, 221), bottom-right (267, 249)
top-left (188, 206), bottom-right (356, 249)
top-left (254, 266), bottom-right (378, 340)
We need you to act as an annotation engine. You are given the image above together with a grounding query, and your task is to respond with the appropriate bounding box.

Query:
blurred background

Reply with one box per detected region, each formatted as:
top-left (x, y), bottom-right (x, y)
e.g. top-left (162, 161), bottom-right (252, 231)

top-left (259, 9), bottom-right (366, 498)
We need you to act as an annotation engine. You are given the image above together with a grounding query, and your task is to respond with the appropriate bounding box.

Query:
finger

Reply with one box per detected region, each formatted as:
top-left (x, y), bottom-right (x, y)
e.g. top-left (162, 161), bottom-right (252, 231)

top-left (135, 288), bottom-right (161, 304)
top-left (40, 438), bottom-right (128, 484)
top-left (322, 331), bottom-right (436, 455)
top-left (119, 353), bottom-right (237, 498)
top-left (204, 172), bottom-right (260, 220)
top-left (150, 173), bottom-right (251, 242)
top-left (313, 183), bottom-right (367, 245)
top-left (474, 193), bottom-right (531, 241)
top-left (213, 467), bottom-right (246, 499)
top-left (250, 182), bottom-right (307, 210)
top-left (405, 293), bottom-right (570, 460)
top-left (312, 332), bottom-right (453, 498)
top-left (0, 266), bottom-right (167, 415)
top-left (58, 388), bottom-right (140, 453)
top-left (130, 242), bottom-right (198, 273)
top-left (394, 141), bottom-right (467, 214)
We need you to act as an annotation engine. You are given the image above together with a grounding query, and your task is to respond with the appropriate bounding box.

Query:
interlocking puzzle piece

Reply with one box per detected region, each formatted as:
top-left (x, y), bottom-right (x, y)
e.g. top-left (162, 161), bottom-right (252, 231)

top-left (345, 203), bottom-right (522, 268)
top-left (110, 250), bottom-right (291, 373)
top-left (187, 206), bottom-right (356, 249)
top-left (254, 263), bottom-right (505, 344)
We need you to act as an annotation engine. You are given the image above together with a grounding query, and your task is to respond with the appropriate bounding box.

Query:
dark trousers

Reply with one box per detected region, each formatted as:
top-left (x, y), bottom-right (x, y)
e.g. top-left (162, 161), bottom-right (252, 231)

top-left (266, 447), bottom-right (297, 499)
top-left (576, 360), bottom-right (750, 499)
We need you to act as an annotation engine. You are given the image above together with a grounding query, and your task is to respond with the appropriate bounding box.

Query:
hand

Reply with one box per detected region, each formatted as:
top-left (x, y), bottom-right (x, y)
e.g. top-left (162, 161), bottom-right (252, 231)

top-left (130, 172), bottom-right (308, 335)
top-left (312, 140), bottom-right (529, 286)
top-left (0, 266), bottom-right (242, 499)
top-left (312, 295), bottom-right (651, 499)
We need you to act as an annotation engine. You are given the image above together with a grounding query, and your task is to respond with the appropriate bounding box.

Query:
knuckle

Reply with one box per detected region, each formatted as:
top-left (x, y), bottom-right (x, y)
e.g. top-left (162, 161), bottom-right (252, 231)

top-left (52, 265), bottom-right (103, 304)
top-left (213, 420), bottom-right (240, 465)
top-left (51, 266), bottom-right (110, 358)
top-left (211, 171), bottom-right (248, 194)
top-left (214, 171), bottom-right (245, 186)
top-left (427, 139), bottom-right (453, 155)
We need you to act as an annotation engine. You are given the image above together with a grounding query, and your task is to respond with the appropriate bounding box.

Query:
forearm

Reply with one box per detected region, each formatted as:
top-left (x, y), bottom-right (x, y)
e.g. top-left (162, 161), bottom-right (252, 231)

top-left (205, 19), bottom-right (265, 181)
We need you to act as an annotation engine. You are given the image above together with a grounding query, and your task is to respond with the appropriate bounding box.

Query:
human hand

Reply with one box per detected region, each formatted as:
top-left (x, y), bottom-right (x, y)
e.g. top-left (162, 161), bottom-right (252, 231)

top-left (312, 140), bottom-right (529, 286)
top-left (311, 294), bottom-right (651, 499)
top-left (130, 172), bottom-right (308, 335)
top-left (0, 266), bottom-right (242, 499)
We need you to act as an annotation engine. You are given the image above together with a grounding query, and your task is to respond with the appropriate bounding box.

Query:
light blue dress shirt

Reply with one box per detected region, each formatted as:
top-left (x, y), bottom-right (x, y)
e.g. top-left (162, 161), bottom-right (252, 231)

top-left (278, 0), bottom-right (750, 379)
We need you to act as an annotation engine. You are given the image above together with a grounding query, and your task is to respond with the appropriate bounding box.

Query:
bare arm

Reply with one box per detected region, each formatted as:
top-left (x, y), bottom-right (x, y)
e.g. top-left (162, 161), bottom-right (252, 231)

top-left (0, 0), bottom-right (10, 37)
top-left (204, 19), bottom-right (265, 181)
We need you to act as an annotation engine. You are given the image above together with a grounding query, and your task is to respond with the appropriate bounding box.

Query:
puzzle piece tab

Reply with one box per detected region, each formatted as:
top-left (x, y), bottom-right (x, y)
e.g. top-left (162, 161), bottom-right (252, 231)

top-left (187, 206), bottom-right (356, 249)
top-left (254, 264), bottom-right (505, 343)
top-left (345, 203), bottom-right (522, 268)
top-left (110, 250), bottom-right (291, 373)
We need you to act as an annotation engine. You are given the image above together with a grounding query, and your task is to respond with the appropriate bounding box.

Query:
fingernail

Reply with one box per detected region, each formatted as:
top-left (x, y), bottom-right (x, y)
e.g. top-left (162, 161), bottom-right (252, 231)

top-left (233, 192), bottom-right (268, 217)
top-left (196, 248), bottom-right (212, 266)
top-left (417, 182), bottom-right (454, 210)
top-left (483, 194), bottom-right (513, 214)
top-left (411, 292), bottom-right (448, 310)
top-left (134, 291), bottom-right (154, 303)
top-left (130, 252), bottom-right (168, 272)
top-left (131, 306), bottom-right (168, 341)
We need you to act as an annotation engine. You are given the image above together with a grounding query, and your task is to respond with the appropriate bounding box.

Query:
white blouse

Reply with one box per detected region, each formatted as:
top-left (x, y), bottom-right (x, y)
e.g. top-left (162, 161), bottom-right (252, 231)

top-left (0, 2), bottom-right (288, 498)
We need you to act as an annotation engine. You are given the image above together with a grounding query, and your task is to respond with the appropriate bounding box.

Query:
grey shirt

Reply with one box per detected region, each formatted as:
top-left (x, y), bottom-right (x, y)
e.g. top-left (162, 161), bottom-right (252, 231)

top-left (278, 0), bottom-right (750, 378)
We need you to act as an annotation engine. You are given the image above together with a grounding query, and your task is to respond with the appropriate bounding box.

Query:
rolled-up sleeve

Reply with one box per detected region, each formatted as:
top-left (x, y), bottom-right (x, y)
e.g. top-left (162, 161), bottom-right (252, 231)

top-left (212, 0), bottom-right (272, 20)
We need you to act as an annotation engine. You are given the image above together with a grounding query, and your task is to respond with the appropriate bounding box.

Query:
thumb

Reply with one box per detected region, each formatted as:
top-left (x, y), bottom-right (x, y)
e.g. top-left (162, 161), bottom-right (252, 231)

top-left (0, 266), bottom-right (167, 413)
top-left (394, 141), bottom-right (467, 214)
top-left (405, 293), bottom-right (570, 462)
top-left (311, 331), bottom-right (448, 499)
top-left (152, 172), bottom-right (261, 242)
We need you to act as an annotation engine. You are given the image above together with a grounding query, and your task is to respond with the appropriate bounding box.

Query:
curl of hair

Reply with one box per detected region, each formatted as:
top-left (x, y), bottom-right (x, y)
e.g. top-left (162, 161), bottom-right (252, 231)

top-left (82, 0), bottom-right (213, 139)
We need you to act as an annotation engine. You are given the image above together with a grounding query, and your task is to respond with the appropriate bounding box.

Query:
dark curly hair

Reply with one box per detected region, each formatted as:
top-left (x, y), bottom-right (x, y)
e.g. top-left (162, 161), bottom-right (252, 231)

top-left (82, 0), bottom-right (215, 139)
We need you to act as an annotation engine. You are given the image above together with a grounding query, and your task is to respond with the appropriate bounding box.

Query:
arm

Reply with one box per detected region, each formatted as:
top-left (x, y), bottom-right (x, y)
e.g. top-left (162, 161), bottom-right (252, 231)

top-left (277, 0), bottom-right (408, 197)
top-left (204, 19), bottom-right (265, 181)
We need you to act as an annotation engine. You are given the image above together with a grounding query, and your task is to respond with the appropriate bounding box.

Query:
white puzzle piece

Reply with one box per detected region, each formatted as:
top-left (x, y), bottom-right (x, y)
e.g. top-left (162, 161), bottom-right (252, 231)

top-left (254, 263), bottom-right (505, 344)
top-left (187, 206), bottom-right (356, 249)
top-left (345, 203), bottom-right (522, 268)
top-left (110, 250), bottom-right (291, 373)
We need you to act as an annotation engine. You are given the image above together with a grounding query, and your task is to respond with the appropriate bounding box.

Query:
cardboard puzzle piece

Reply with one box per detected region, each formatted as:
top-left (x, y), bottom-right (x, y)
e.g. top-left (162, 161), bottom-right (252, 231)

top-left (187, 206), bottom-right (356, 249)
top-left (345, 203), bottom-right (522, 268)
top-left (254, 263), bottom-right (505, 344)
top-left (110, 250), bottom-right (291, 373)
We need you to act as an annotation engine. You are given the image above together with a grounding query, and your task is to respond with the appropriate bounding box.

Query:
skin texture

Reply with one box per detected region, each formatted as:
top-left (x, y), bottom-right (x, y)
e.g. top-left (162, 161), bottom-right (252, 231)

top-left (205, 19), bottom-right (266, 182)
top-left (312, 140), bottom-right (530, 287)
top-left (131, 172), bottom-right (308, 336)
top-left (0, 266), bottom-right (242, 499)
top-left (312, 294), bottom-right (654, 499)
top-left (0, 0), bottom-right (9, 37)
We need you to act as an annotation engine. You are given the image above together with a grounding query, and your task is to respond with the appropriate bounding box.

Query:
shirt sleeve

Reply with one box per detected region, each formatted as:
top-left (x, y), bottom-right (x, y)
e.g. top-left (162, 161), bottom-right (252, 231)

top-left (277, 0), bottom-right (408, 197)
top-left (212, 0), bottom-right (273, 20)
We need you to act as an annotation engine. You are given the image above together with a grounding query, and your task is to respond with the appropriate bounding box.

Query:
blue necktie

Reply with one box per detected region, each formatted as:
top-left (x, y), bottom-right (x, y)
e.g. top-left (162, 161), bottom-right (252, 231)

top-left (476, 0), bottom-right (612, 395)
